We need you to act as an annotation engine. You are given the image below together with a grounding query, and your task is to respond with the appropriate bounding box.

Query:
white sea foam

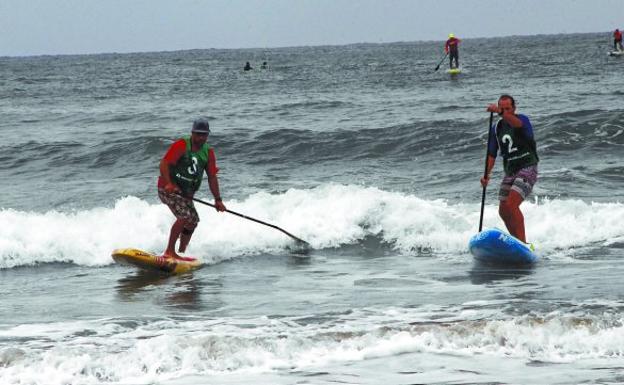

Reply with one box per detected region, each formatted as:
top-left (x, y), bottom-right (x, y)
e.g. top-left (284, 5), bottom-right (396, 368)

top-left (0, 184), bottom-right (623, 268)
top-left (1, 308), bottom-right (624, 385)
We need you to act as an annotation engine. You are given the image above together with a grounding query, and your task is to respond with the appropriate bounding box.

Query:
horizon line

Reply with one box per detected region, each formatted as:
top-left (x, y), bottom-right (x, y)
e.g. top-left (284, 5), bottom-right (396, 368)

top-left (0, 30), bottom-right (609, 59)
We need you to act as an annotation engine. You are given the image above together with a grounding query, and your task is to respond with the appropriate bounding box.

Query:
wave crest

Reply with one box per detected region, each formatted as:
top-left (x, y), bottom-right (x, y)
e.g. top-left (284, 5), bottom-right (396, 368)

top-left (0, 184), bottom-right (623, 268)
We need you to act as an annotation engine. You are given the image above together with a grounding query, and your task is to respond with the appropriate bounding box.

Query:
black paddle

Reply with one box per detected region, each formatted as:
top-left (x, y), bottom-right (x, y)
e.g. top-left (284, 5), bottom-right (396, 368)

top-left (191, 196), bottom-right (311, 249)
top-left (434, 52), bottom-right (449, 72)
top-left (478, 112), bottom-right (495, 232)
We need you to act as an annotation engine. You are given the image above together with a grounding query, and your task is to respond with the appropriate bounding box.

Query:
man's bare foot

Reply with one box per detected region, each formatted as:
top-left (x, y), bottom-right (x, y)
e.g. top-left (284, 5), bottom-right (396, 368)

top-left (162, 250), bottom-right (180, 259)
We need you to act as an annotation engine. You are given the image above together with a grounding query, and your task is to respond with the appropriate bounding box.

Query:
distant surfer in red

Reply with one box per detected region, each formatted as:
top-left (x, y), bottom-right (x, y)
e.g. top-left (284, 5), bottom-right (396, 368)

top-left (614, 29), bottom-right (623, 51)
top-left (481, 95), bottom-right (539, 244)
top-left (158, 118), bottom-right (226, 258)
top-left (445, 33), bottom-right (460, 69)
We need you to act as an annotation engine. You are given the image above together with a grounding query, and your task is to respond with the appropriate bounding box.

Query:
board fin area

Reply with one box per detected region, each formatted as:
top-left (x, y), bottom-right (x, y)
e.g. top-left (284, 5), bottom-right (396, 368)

top-left (112, 248), bottom-right (202, 274)
top-left (468, 228), bottom-right (538, 265)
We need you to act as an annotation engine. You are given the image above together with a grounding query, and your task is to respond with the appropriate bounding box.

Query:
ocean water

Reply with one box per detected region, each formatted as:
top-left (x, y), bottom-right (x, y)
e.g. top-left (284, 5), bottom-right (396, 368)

top-left (1, 32), bottom-right (624, 384)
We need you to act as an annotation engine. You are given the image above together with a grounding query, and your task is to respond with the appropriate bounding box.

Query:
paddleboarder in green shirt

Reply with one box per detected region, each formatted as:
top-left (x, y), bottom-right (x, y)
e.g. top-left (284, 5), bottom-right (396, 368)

top-left (158, 118), bottom-right (226, 258)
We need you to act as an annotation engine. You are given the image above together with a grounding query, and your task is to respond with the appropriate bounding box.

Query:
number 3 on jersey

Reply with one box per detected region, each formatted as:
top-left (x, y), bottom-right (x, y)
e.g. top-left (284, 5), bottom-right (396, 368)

top-left (187, 156), bottom-right (199, 175)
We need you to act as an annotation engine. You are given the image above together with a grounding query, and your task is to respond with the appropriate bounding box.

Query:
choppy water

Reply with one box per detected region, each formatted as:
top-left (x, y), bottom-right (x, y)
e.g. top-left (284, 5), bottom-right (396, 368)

top-left (1, 33), bottom-right (624, 384)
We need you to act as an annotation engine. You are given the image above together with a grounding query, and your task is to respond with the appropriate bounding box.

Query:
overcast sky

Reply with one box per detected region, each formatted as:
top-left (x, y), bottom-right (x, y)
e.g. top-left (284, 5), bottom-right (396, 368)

top-left (0, 0), bottom-right (619, 56)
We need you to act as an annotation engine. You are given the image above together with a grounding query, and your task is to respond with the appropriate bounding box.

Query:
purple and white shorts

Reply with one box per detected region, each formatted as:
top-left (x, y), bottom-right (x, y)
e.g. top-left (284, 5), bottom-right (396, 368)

top-left (499, 165), bottom-right (538, 201)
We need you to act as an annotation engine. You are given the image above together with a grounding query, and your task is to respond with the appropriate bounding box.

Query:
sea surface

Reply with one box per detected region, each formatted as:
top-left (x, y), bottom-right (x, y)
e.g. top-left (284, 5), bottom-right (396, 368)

top-left (1, 33), bottom-right (624, 384)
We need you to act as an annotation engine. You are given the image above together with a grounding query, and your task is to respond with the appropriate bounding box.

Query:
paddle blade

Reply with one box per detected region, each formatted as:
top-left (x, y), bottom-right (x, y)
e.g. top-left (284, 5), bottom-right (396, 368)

top-left (288, 239), bottom-right (312, 255)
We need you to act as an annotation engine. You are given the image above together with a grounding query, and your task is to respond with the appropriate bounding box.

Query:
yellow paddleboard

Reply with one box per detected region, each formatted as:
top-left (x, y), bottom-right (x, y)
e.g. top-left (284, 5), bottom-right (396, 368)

top-left (112, 248), bottom-right (202, 274)
top-left (447, 68), bottom-right (461, 75)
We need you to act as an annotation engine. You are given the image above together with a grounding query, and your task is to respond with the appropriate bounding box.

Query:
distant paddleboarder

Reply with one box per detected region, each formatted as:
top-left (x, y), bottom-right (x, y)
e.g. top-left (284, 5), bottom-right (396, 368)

top-left (445, 33), bottom-right (460, 69)
top-left (244, 61), bottom-right (253, 71)
top-left (481, 95), bottom-right (539, 244)
top-left (158, 118), bottom-right (226, 258)
top-left (614, 29), bottom-right (623, 51)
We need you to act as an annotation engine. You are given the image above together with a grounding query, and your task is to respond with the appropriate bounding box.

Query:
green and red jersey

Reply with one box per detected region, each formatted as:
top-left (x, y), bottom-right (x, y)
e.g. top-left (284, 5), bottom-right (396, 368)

top-left (157, 137), bottom-right (219, 195)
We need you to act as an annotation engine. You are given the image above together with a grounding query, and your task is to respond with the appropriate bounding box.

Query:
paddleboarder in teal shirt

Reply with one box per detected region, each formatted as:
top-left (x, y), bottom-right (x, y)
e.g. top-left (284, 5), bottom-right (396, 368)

top-left (158, 118), bottom-right (227, 258)
top-left (480, 95), bottom-right (539, 243)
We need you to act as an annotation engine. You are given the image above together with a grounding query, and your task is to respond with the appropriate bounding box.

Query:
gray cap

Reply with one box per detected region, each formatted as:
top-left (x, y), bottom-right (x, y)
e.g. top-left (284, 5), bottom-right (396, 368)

top-left (191, 118), bottom-right (210, 134)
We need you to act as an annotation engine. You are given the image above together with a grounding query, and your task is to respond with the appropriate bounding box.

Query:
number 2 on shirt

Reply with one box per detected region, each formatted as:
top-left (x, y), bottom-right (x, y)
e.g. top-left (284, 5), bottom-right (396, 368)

top-left (501, 134), bottom-right (517, 154)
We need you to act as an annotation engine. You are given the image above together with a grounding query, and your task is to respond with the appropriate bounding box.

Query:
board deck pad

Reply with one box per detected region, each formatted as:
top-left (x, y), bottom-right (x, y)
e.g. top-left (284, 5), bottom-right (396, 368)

top-left (468, 228), bottom-right (538, 265)
top-left (112, 248), bottom-right (202, 274)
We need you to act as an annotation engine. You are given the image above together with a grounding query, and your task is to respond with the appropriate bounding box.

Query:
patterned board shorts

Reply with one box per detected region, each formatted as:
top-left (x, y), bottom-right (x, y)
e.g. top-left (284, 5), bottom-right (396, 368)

top-left (158, 188), bottom-right (199, 226)
top-left (499, 165), bottom-right (538, 201)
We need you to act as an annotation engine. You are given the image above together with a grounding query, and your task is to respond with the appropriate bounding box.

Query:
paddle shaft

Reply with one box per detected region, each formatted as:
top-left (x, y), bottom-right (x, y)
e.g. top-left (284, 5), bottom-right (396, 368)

top-left (434, 52), bottom-right (449, 71)
top-left (478, 112), bottom-right (494, 232)
top-left (190, 196), bottom-right (310, 246)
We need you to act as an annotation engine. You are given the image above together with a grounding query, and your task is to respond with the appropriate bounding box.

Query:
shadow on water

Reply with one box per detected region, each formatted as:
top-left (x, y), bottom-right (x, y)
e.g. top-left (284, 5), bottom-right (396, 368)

top-left (115, 269), bottom-right (173, 295)
top-left (164, 275), bottom-right (205, 311)
top-left (469, 260), bottom-right (535, 285)
top-left (115, 270), bottom-right (223, 311)
top-left (169, 274), bottom-right (226, 311)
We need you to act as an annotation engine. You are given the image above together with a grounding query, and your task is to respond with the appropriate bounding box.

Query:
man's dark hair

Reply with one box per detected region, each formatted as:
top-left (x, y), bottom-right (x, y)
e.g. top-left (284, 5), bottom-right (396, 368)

top-left (499, 94), bottom-right (515, 107)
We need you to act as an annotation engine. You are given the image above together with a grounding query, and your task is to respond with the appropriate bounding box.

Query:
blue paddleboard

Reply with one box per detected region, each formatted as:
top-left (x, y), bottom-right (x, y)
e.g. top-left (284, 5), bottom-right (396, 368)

top-left (469, 228), bottom-right (538, 265)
